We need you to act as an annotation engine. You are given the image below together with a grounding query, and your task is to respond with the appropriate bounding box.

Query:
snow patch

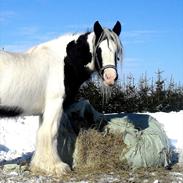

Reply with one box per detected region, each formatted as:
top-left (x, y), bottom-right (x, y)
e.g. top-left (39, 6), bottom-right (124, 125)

top-left (0, 116), bottom-right (39, 162)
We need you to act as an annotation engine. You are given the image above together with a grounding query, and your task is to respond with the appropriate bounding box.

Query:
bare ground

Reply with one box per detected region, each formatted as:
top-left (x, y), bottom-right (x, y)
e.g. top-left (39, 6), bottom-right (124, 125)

top-left (0, 164), bottom-right (183, 183)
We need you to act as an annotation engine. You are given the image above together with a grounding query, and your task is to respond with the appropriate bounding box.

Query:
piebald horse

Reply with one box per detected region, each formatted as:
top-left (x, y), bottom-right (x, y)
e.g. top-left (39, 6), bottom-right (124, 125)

top-left (0, 21), bottom-right (122, 176)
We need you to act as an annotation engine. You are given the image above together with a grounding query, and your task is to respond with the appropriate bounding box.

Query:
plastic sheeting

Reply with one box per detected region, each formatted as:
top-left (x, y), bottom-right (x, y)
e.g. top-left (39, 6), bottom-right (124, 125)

top-left (106, 114), bottom-right (171, 168)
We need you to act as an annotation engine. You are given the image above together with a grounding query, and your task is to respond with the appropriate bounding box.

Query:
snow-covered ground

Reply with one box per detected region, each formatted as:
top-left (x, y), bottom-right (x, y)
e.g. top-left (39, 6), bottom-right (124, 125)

top-left (0, 111), bottom-right (183, 163)
top-left (0, 116), bottom-right (39, 162)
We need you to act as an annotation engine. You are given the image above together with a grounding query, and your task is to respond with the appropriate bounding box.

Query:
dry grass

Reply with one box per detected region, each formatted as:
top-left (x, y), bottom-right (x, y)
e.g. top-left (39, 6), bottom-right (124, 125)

top-left (73, 129), bottom-right (128, 173)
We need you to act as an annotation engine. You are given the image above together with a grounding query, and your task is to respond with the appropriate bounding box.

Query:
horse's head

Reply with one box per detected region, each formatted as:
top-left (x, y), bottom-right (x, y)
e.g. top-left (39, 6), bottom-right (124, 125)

top-left (93, 21), bottom-right (122, 86)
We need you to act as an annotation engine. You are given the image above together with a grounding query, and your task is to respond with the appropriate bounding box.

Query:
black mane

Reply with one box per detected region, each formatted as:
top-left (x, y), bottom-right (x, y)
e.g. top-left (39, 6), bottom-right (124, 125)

top-left (63, 33), bottom-right (93, 108)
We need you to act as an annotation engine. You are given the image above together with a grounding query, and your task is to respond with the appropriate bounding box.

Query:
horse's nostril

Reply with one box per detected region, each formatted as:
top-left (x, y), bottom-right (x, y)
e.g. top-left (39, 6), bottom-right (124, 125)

top-left (104, 73), bottom-right (111, 80)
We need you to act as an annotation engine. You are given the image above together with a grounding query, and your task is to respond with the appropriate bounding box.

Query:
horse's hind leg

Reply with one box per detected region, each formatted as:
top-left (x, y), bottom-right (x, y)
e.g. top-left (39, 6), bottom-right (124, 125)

top-left (30, 96), bottom-right (70, 176)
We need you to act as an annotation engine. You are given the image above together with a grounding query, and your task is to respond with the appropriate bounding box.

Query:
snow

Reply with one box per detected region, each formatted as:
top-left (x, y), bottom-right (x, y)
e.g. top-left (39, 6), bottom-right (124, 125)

top-left (0, 116), bottom-right (39, 162)
top-left (0, 111), bottom-right (183, 163)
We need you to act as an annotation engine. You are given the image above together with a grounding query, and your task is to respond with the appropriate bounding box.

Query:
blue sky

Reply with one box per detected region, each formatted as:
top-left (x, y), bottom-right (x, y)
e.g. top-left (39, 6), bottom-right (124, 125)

top-left (0, 0), bottom-right (183, 84)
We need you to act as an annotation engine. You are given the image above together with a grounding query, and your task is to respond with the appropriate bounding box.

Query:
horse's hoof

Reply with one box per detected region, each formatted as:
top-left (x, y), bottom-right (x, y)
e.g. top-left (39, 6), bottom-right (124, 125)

top-left (30, 161), bottom-right (71, 177)
top-left (55, 162), bottom-right (71, 176)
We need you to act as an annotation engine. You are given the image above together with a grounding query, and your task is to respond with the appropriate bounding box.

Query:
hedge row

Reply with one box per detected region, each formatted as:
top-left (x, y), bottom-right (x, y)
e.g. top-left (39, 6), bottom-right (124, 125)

top-left (78, 71), bottom-right (183, 113)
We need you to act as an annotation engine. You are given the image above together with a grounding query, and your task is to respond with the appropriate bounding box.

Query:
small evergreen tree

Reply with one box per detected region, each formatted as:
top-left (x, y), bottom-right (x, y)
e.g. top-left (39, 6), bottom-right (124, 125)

top-left (124, 74), bottom-right (138, 112)
top-left (137, 73), bottom-right (151, 112)
top-left (154, 69), bottom-right (166, 111)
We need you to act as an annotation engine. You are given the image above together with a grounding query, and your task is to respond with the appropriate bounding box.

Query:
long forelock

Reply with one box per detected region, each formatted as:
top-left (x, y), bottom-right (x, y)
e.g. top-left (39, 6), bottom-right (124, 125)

top-left (99, 29), bottom-right (122, 57)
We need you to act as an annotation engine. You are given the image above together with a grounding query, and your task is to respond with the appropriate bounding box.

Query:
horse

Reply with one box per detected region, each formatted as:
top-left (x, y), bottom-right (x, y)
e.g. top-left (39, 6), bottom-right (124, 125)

top-left (0, 21), bottom-right (122, 176)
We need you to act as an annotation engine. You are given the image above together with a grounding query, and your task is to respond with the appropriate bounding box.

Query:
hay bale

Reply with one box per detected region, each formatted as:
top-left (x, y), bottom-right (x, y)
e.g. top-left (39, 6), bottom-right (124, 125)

top-left (73, 129), bottom-right (126, 172)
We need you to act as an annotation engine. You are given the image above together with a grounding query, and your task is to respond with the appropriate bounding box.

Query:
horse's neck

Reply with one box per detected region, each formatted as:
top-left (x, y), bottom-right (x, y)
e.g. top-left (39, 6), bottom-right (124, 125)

top-left (27, 34), bottom-right (80, 58)
top-left (27, 32), bottom-right (96, 71)
top-left (50, 32), bottom-right (96, 71)
top-left (85, 32), bottom-right (95, 71)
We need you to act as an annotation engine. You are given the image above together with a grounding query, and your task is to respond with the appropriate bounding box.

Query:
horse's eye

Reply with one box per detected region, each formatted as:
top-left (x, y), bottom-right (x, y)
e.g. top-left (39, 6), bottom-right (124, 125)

top-left (115, 53), bottom-right (120, 61)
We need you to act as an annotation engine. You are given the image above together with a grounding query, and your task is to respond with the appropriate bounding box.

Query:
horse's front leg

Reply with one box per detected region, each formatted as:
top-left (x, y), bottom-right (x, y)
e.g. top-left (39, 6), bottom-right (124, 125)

top-left (30, 95), bottom-right (70, 176)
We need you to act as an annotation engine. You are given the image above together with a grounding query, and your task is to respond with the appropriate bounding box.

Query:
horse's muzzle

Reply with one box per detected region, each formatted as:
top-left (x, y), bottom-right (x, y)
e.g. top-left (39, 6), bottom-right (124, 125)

top-left (103, 68), bottom-right (117, 86)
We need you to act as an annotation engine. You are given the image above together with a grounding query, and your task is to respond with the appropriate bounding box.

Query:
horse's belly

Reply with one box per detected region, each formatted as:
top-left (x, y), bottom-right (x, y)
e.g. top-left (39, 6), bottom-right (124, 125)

top-left (0, 86), bottom-right (45, 115)
top-left (0, 69), bottom-right (46, 116)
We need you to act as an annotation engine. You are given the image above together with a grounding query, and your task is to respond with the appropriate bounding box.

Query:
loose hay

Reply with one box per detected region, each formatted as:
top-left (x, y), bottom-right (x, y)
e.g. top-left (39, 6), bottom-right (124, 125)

top-left (73, 129), bottom-right (127, 172)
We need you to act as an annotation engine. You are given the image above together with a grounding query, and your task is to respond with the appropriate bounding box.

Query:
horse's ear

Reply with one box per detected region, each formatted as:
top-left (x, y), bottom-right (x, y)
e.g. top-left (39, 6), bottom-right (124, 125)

top-left (112, 21), bottom-right (121, 36)
top-left (94, 21), bottom-right (103, 38)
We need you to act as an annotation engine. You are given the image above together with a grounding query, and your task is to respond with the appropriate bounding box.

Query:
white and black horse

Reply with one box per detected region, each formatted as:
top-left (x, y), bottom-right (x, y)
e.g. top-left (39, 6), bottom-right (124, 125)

top-left (0, 21), bottom-right (122, 176)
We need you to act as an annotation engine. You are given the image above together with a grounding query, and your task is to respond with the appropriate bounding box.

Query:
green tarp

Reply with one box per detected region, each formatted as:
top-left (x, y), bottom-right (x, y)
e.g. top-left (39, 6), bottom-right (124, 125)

top-left (106, 114), bottom-right (171, 168)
